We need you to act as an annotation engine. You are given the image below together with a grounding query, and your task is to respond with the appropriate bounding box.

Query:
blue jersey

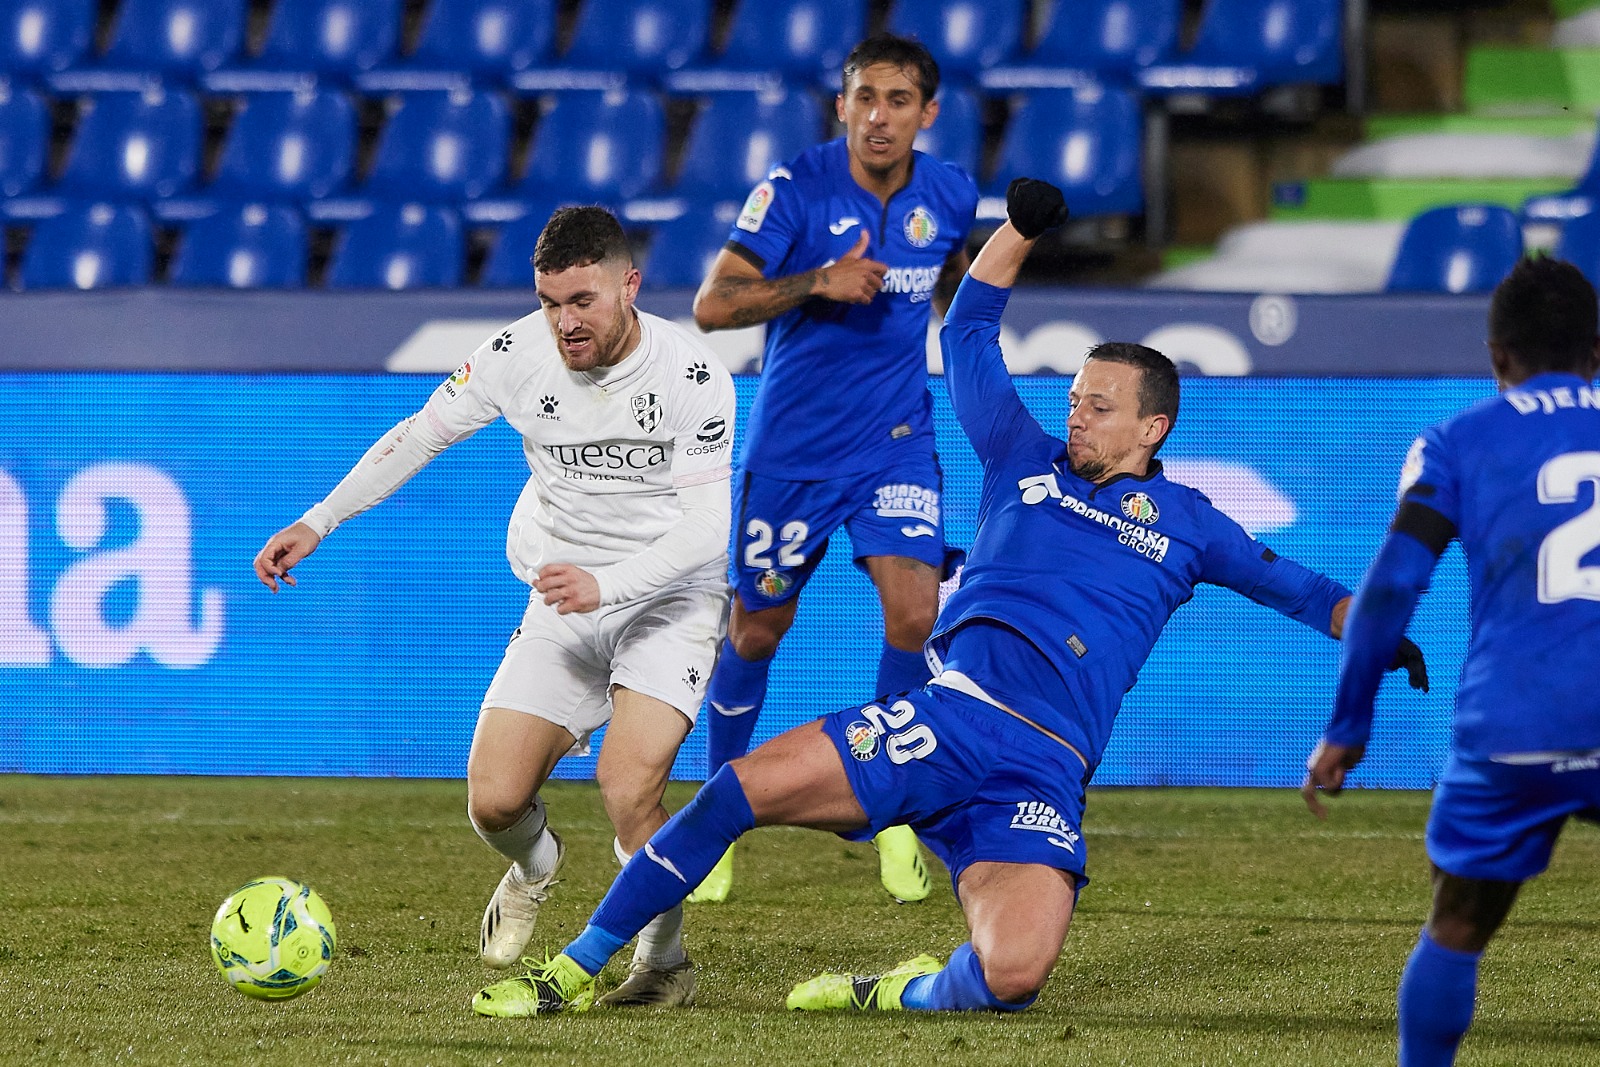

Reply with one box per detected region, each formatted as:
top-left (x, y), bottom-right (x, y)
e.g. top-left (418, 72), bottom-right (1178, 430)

top-left (1327, 372), bottom-right (1600, 758)
top-left (727, 138), bottom-right (978, 479)
top-left (936, 278), bottom-right (1351, 771)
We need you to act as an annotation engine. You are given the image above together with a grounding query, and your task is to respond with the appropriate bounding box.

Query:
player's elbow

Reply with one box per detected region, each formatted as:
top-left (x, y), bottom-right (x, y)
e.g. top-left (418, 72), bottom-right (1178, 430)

top-left (691, 290), bottom-right (732, 332)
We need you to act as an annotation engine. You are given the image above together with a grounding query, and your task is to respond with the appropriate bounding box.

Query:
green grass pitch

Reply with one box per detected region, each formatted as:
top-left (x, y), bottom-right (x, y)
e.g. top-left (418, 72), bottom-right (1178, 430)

top-left (2, 776), bottom-right (1598, 1065)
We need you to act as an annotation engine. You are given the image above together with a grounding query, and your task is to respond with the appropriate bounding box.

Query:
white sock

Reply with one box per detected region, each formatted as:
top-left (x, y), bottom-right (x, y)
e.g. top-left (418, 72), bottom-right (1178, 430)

top-left (614, 836), bottom-right (687, 969)
top-left (473, 795), bottom-right (560, 882)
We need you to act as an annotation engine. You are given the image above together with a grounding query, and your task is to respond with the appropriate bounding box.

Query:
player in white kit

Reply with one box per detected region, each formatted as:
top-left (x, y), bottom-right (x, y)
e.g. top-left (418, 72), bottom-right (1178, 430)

top-left (253, 206), bottom-right (736, 1008)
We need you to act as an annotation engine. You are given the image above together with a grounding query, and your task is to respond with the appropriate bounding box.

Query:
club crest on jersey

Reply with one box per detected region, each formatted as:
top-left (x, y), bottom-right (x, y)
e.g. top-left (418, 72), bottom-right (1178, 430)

top-left (737, 181), bottom-right (775, 233)
top-left (1120, 492), bottom-right (1159, 524)
top-left (845, 720), bottom-right (880, 761)
top-left (442, 361), bottom-right (471, 403)
top-left (756, 569), bottom-right (791, 599)
top-left (903, 206), bottom-right (937, 248)
top-left (630, 393), bottom-right (662, 433)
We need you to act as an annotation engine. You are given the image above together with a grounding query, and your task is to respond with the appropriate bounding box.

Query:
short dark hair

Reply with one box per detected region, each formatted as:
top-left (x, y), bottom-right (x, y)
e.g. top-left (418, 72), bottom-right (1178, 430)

top-left (842, 32), bottom-right (940, 105)
top-left (1489, 254), bottom-right (1598, 376)
top-left (532, 206), bottom-right (632, 275)
top-left (1084, 342), bottom-right (1181, 453)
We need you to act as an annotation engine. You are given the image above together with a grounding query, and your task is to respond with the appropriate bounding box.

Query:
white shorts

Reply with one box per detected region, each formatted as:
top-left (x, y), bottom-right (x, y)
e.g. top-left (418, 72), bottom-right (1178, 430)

top-left (481, 578), bottom-right (728, 751)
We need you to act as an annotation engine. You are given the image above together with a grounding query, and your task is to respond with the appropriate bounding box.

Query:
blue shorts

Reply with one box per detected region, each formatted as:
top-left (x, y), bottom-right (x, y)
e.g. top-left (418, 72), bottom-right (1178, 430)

top-left (1427, 752), bottom-right (1600, 882)
top-left (731, 450), bottom-right (945, 609)
top-left (818, 684), bottom-right (1091, 888)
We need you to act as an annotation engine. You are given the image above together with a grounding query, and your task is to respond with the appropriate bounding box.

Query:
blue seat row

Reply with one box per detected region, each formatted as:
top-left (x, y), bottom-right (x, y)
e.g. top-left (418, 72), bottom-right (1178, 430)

top-left (1383, 203), bottom-right (1600, 296)
top-left (1, 0), bottom-right (1345, 97)
top-left (0, 82), bottom-right (1146, 221)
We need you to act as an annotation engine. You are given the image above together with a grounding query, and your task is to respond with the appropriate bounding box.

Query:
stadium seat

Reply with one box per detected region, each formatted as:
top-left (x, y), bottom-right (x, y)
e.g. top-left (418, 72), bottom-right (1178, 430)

top-left (408, 0), bottom-right (552, 78)
top-left (670, 90), bottom-right (821, 201)
top-left (641, 205), bottom-right (738, 289)
top-left (560, 0), bottom-right (710, 76)
top-left (478, 210), bottom-right (554, 287)
top-left (326, 202), bottom-right (462, 288)
top-left (716, 0), bottom-right (865, 81)
top-left (101, 0), bottom-right (246, 79)
top-left (986, 86), bottom-right (1145, 218)
top-left (983, 0), bottom-right (1179, 89)
top-left (19, 201), bottom-right (153, 288)
top-left (1524, 118), bottom-right (1600, 222)
top-left (208, 89), bottom-right (356, 201)
top-left (0, 83), bottom-right (48, 198)
top-left (915, 84), bottom-right (982, 176)
top-left (363, 90), bottom-right (509, 201)
top-left (1384, 204), bottom-right (1524, 295)
top-left (1554, 210), bottom-right (1600, 289)
top-left (55, 88), bottom-right (203, 200)
top-left (886, 0), bottom-right (1025, 78)
top-left (1139, 0), bottom-right (1344, 96)
top-left (517, 90), bottom-right (666, 204)
top-left (250, 0), bottom-right (403, 77)
top-left (0, 0), bottom-right (95, 78)
top-left (169, 202), bottom-right (307, 287)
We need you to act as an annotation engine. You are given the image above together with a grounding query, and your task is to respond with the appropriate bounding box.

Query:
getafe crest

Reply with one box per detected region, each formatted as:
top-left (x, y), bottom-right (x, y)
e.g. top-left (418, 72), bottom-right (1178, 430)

top-left (631, 392), bottom-right (662, 433)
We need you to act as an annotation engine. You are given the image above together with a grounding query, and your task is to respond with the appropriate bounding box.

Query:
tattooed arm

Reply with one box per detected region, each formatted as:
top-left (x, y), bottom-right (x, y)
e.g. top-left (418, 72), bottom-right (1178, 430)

top-left (692, 232), bottom-right (888, 332)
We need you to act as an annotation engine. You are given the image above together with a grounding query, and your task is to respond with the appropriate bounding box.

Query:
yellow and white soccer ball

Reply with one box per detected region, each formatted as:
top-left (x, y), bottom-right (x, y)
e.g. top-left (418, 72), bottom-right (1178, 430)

top-left (210, 876), bottom-right (337, 1001)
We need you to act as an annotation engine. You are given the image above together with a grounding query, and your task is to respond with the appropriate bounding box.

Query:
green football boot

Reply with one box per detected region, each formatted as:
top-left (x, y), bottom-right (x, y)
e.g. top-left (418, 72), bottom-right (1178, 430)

top-left (686, 844), bottom-right (734, 904)
top-left (472, 953), bottom-right (595, 1017)
top-left (786, 954), bottom-right (943, 1011)
top-left (873, 825), bottom-right (931, 903)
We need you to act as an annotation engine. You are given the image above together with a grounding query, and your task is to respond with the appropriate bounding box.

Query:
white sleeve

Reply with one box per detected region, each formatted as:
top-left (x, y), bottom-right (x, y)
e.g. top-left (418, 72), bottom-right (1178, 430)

top-left (590, 477), bottom-right (731, 605)
top-left (297, 412), bottom-right (467, 537)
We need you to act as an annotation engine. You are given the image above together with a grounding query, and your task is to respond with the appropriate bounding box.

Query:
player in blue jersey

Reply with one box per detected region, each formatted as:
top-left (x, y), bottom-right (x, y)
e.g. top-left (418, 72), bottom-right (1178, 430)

top-left (469, 179), bottom-right (1427, 1018)
top-left (688, 32), bottom-right (980, 904)
top-left (1303, 255), bottom-right (1600, 1066)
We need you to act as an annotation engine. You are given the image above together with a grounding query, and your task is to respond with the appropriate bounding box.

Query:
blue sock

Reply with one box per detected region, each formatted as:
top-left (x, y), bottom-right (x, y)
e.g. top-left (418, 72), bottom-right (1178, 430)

top-left (1398, 930), bottom-right (1481, 1067)
top-left (705, 638), bottom-right (772, 774)
top-left (564, 765), bottom-right (757, 975)
top-left (876, 641), bottom-right (930, 699)
top-left (900, 942), bottom-right (1036, 1012)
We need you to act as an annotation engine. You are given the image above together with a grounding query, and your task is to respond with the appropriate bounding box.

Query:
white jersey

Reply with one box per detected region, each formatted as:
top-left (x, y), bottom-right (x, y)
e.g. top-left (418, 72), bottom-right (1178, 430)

top-left (304, 308), bottom-right (735, 598)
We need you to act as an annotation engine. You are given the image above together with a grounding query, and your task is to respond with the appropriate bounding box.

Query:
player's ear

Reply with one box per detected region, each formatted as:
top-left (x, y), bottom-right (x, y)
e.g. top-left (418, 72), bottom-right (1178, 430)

top-left (1487, 341), bottom-right (1517, 388)
top-left (622, 265), bottom-right (642, 306)
top-left (835, 92), bottom-right (847, 124)
top-left (1141, 413), bottom-right (1170, 449)
top-left (920, 96), bottom-right (940, 130)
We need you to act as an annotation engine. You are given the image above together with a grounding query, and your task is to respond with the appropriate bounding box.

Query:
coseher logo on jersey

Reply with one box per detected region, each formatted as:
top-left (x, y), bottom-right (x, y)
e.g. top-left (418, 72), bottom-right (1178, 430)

top-left (903, 206), bottom-right (937, 248)
top-left (630, 393), bottom-right (662, 433)
top-left (737, 181), bottom-right (775, 233)
top-left (442, 361), bottom-right (471, 403)
top-left (687, 416), bottom-right (729, 457)
top-left (845, 720), bottom-right (880, 761)
top-left (1009, 801), bottom-right (1080, 852)
top-left (1120, 492), bottom-right (1159, 524)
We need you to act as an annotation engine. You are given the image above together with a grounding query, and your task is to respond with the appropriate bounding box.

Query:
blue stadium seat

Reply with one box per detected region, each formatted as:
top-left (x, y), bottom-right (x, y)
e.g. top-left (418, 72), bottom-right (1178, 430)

top-left (671, 90), bottom-right (820, 201)
top-left (1385, 204), bottom-right (1524, 295)
top-left (560, 0), bottom-right (709, 76)
top-left (408, 0), bottom-right (553, 78)
top-left (479, 210), bottom-right (553, 287)
top-left (0, 83), bottom-right (48, 197)
top-left (983, 0), bottom-right (1179, 89)
top-left (641, 205), bottom-right (738, 289)
top-left (326, 203), bottom-right (462, 288)
top-left (0, 0), bottom-right (95, 78)
top-left (252, 0), bottom-right (402, 77)
top-left (1554, 210), bottom-right (1600, 290)
top-left (517, 90), bottom-right (665, 204)
top-left (986, 87), bottom-right (1144, 218)
top-left (101, 0), bottom-right (246, 78)
top-left (887, 0), bottom-right (1025, 78)
top-left (363, 90), bottom-right (508, 201)
top-left (19, 202), bottom-right (153, 288)
top-left (170, 202), bottom-right (307, 287)
top-left (717, 0), bottom-right (864, 81)
top-left (1140, 0), bottom-right (1344, 96)
top-left (55, 88), bottom-right (203, 199)
top-left (915, 84), bottom-right (981, 176)
top-left (1524, 122), bottom-right (1600, 223)
top-left (209, 89), bottom-right (356, 201)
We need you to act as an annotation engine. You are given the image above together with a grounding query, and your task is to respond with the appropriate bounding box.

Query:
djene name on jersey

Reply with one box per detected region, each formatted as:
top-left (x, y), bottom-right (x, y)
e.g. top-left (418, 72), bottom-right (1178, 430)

top-left (1506, 385), bottom-right (1600, 415)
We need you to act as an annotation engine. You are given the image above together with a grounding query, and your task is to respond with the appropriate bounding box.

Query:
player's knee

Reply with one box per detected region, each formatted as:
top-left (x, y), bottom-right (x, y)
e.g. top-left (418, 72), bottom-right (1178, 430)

top-left (594, 767), bottom-right (660, 839)
top-left (728, 620), bottom-right (783, 660)
top-left (467, 790), bottom-right (529, 833)
top-left (883, 603), bottom-right (937, 649)
top-left (980, 953), bottom-right (1053, 1003)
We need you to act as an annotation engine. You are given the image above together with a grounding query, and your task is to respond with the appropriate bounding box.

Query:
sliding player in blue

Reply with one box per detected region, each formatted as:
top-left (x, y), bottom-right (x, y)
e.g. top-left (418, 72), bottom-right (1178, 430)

top-left (1304, 255), bottom-right (1600, 1066)
top-left (473, 179), bottom-right (1428, 1017)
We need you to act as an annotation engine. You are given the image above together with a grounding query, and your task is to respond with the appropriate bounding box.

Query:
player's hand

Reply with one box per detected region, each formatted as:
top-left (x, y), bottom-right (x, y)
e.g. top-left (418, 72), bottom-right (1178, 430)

top-left (1388, 636), bottom-right (1429, 691)
top-left (535, 563), bottom-right (601, 614)
top-left (813, 230), bottom-right (887, 305)
top-left (1301, 740), bottom-right (1366, 820)
top-left (1006, 177), bottom-right (1070, 239)
top-left (253, 522), bottom-right (322, 592)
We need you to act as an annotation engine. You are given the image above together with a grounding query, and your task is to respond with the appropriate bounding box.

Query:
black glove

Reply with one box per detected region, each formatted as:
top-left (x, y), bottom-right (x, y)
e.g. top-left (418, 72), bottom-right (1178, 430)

top-left (1006, 177), bottom-right (1070, 239)
top-left (1389, 636), bottom-right (1429, 692)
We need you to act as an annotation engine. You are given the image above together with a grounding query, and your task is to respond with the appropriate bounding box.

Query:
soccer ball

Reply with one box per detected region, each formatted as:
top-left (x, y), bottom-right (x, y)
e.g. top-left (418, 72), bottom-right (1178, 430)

top-left (210, 876), bottom-right (337, 1001)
